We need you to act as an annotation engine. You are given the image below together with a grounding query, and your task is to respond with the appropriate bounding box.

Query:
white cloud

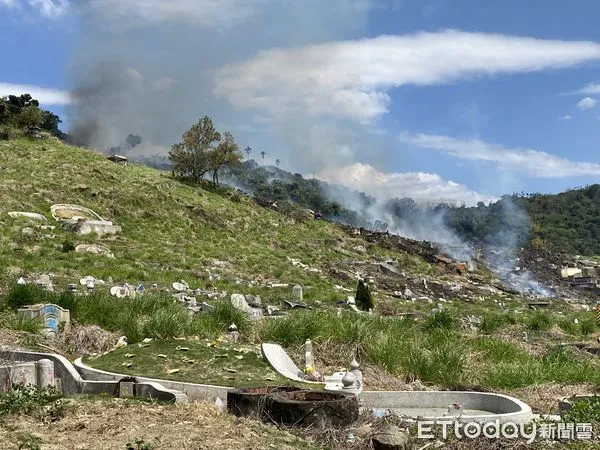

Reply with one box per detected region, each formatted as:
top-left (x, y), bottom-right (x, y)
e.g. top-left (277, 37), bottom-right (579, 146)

top-left (559, 114), bottom-right (572, 120)
top-left (0, 0), bottom-right (69, 17)
top-left (317, 162), bottom-right (490, 206)
top-left (400, 132), bottom-right (600, 178)
top-left (577, 96), bottom-right (597, 110)
top-left (570, 82), bottom-right (600, 95)
top-left (0, 83), bottom-right (72, 105)
top-left (215, 30), bottom-right (600, 123)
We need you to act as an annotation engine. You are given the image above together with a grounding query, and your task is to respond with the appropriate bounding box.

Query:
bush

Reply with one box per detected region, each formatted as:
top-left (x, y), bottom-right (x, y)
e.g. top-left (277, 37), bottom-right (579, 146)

top-left (0, 385), bottom-right (64, 422)
top-left (527, 312), bottom-right (552, 331)
top-left (61, 240), bottom-right (75, 253)
top-left (355, 280), bottom-right (374, 311)
top-left (479, 312), bottom-right (515, 334)
top-left (580, 317), bottom-right (596, 335)
top-left (5, 284), bottom-right (51, 310)
top-left (423, 309), bottom-right (454, 331)
top-left (6, 314), bottom-right (42, 333)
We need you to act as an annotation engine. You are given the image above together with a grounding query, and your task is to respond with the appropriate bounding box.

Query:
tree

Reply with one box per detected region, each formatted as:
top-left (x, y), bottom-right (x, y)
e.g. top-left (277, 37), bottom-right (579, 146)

top-left (356, 280), bottom-right (374, 311)
top-left (169, 116), bottom-right (221, 183)
top-left (260, 151), bottom-right (266, 160)
top-left (210, 132), bottom-right (243, 187)
top-left (244, 146), bottom-right (252, 157)
top-left (275, 159), bottom-right (280, 168)
top-left (17, 106), bottom-right (44, 130)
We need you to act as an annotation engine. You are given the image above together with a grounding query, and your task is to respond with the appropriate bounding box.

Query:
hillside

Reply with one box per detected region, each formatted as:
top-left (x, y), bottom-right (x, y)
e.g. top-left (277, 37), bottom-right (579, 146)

top-left (0, 136), bottom-right (426, 301)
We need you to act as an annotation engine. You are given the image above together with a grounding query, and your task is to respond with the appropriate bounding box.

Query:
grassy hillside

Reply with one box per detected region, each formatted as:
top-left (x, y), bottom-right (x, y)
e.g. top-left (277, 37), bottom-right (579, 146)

top-left (0, 136), bottom-right (422, 301)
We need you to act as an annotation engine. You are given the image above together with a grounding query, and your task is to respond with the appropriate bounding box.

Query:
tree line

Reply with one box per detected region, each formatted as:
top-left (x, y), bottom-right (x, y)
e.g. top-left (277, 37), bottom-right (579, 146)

top-left (0, 94), bottom-right (63, 137)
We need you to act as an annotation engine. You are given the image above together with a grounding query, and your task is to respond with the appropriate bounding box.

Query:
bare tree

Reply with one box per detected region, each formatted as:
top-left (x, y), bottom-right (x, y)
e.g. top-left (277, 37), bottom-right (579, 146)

top-left (275, 159), bottom-right (280, 167)
top-left (244, 146), bottom-right (252, 157)
top-left (260, 151), bottom-right (266, 160)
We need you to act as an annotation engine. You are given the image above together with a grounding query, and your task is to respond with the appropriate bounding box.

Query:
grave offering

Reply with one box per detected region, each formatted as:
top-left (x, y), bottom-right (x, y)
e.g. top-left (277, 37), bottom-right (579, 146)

top-left (75, 244), bottom-right (115, 258)
top-left (17, 304), bottom-right (70, 338)
top-left (8, 211), bottom-right (47, 221)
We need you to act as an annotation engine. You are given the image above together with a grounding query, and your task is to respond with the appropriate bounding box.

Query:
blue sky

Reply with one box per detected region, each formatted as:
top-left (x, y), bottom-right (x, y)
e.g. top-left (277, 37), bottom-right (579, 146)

top-left (1, 0), bottom-right (600, 205)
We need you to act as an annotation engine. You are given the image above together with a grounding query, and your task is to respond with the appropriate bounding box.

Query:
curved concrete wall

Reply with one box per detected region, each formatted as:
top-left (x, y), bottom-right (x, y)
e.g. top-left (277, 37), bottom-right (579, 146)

top-left (0, 350), bottom-right (186, 403)
top-left (75, 358), bottom-right (230, 402)
top-left (362, 391), bottom-right (532, 424)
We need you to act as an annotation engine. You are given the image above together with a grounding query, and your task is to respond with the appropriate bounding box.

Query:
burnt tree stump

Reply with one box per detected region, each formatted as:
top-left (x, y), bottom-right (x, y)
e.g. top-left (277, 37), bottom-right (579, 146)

top-left (263, 390), bottom-right (359, 428)
top-left (227, 386), bottom-right (304, 418)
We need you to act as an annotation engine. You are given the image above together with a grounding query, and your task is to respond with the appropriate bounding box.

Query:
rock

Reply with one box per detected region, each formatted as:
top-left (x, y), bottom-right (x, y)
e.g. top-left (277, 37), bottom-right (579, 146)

top-left (372, 426), bottom-right (409, 450)
top-left (353, 245), bottom-right (367, 253)
top-left (246, 295), bottom-right (262, 307)
top-left (292, 284), bottom-right (303, 300)
top-left (8, 212), bottom-right (47, 221)
top-left (349, 424), bottom-right (372, 438)
top-left (21, 227), bottom-right (35, 236)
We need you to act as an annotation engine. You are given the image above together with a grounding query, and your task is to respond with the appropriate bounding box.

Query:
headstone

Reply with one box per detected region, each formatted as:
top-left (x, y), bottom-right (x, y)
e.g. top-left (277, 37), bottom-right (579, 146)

top-left (17, 304), bottom-right (70, 338)
top-left (36, 359), bottom-right (55, 388)
top-left (17, 277), bottom-right (26, 285)
top-left (231, 294), bottom-right (252, 313)
top-left (292, 285), bottom-right (303, 300)
top-left (119, 382), bottom-right (135, 398)
top-left (80, 276), bottom-right (95, 286)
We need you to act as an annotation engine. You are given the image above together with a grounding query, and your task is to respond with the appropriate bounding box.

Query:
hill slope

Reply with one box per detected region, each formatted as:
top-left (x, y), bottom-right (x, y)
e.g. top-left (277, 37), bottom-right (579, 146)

top-left (0, 136), bottom-right (422, 300)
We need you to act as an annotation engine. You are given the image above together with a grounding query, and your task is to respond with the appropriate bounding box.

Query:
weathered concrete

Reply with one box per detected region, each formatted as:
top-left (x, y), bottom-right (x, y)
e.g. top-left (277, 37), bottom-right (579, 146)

top-left (75, 358), bottom-right (227, 402)
top-left (68, 220), bottom-right (122, 236)
top-left (362, 391), bottom-right (532, 424)
top-left (17, 304), bottom-right (70, 338)
top-left (8, 212), bottom-right (47, 221)
top-left (0, 362), bottom-right (37, 390)
top-left (0, 351), bottom-right (187, 403)
top-left (50, 204), bottom-right (104, 222)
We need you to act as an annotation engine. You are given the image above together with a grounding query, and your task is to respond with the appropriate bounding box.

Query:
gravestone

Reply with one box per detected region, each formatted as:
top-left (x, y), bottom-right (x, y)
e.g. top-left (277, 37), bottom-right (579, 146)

top-left (292, 285), bottom-right (303, 300)
top-left (17, 304), bottom-right (70, 337)
top-left (231, 294), bottom-right (252, 312)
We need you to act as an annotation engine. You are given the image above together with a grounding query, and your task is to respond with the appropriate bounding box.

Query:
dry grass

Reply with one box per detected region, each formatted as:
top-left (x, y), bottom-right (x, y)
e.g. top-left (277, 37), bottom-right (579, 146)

top-left (57, 325), bottom-right (118, 357)
top-left (0, 396), bottom-right (321, 450)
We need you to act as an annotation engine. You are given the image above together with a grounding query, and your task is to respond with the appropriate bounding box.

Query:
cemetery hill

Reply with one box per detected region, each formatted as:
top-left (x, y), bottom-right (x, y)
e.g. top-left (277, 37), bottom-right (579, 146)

top-left (3, 96), bottom-right (600, 448)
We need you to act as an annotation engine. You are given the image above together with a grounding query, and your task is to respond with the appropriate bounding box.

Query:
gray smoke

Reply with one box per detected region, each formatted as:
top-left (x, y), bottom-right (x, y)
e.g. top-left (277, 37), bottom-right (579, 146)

top-left (65, 0), bottom-right (377, 165)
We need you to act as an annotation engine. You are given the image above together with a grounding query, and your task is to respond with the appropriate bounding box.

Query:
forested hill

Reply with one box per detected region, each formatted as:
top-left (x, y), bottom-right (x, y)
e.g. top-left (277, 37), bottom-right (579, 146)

top-left (443, 185), bottom-right (600, 256)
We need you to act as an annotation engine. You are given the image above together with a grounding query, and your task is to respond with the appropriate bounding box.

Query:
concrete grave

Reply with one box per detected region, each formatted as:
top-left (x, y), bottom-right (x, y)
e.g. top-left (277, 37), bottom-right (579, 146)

top-left (51, 204), bottom-right (104, 222)
top-left (8, 212), bottom-right (47, 221)
top-left (75, 244), bottom-right (114, 258)
top-left (17, 304), bottom-right (70, 337)
top-left (66, 219), bottom-right (122, 236)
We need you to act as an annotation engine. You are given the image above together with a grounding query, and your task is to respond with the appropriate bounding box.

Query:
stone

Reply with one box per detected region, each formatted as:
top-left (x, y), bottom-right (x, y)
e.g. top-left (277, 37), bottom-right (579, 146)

top-left (36, 359), bottom-right (55, 388)
top-left (75, 244), bottom-right (114, 258)
top-left (371, 426), bottom-right (409, 450)
top-left (17, 304), bottom-right (70, 338)
top-left (8, 212), bottom-right (47, 221)
top-left (172, 282), bottom-right (187, 292)
top-left (292, 284), bottom-right (303, 300)
top-left (21, 227), bottom-right (35, 236)
top-left (231, 294), bottom-right (253, 313)
top-left (246, 295), bottom-right (262, 307)
top-left (110, 286), bottom-right (131, 298)
top-left (68, 220), bottom-right (122, 236)
top-left (119, 381), bottom-right (135, 398)
top-left (17, 277), bottom-right (26, 285)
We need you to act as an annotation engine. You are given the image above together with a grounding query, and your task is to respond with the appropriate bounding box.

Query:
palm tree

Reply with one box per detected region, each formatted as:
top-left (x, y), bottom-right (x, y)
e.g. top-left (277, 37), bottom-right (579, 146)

top-left (260, 151), bottom-right (266, 160)
top-left (275, 159), bottom-right (280, 168)
top-left (244, 146), bottom-right (252, 157)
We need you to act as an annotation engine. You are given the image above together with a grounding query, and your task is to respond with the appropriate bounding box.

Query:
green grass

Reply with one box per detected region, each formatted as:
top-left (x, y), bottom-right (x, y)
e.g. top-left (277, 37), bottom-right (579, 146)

top-left (83, 339), bottom-right (309, 388)
top-left (0, 136), bottom-right (427, 303)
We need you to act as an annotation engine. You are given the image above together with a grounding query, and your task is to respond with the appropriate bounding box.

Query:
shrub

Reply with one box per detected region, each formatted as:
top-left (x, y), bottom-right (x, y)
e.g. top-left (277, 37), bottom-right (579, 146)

top-left (355, 280), bottom-right (374, 311)
top-left (0, 385), bottom-right (64, 422)
top-left (61, 240), bottom-right (75, 253)
top-left (6, 314), bottom-right (42, 334)
top-left (423, 309), bottom-right (454, 331)
top-left (527, 312), bottom-right (552, 331)
top-left (580, 317), bottom-right (596, 335)
top-left (5, 284), bottom-right (51, 310)
top-left (479, 312), bottom-right (515, 334)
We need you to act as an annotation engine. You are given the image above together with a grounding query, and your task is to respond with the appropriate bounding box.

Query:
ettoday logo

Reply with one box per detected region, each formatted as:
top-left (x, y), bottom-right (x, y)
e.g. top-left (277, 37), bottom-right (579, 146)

top-left (417, 420), bottom-right (593, 443)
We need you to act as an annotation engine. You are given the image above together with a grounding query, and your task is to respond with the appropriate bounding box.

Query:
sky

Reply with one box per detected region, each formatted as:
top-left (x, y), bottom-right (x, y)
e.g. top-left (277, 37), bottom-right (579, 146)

top-left (1, 0), bottom-right (600, 206)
